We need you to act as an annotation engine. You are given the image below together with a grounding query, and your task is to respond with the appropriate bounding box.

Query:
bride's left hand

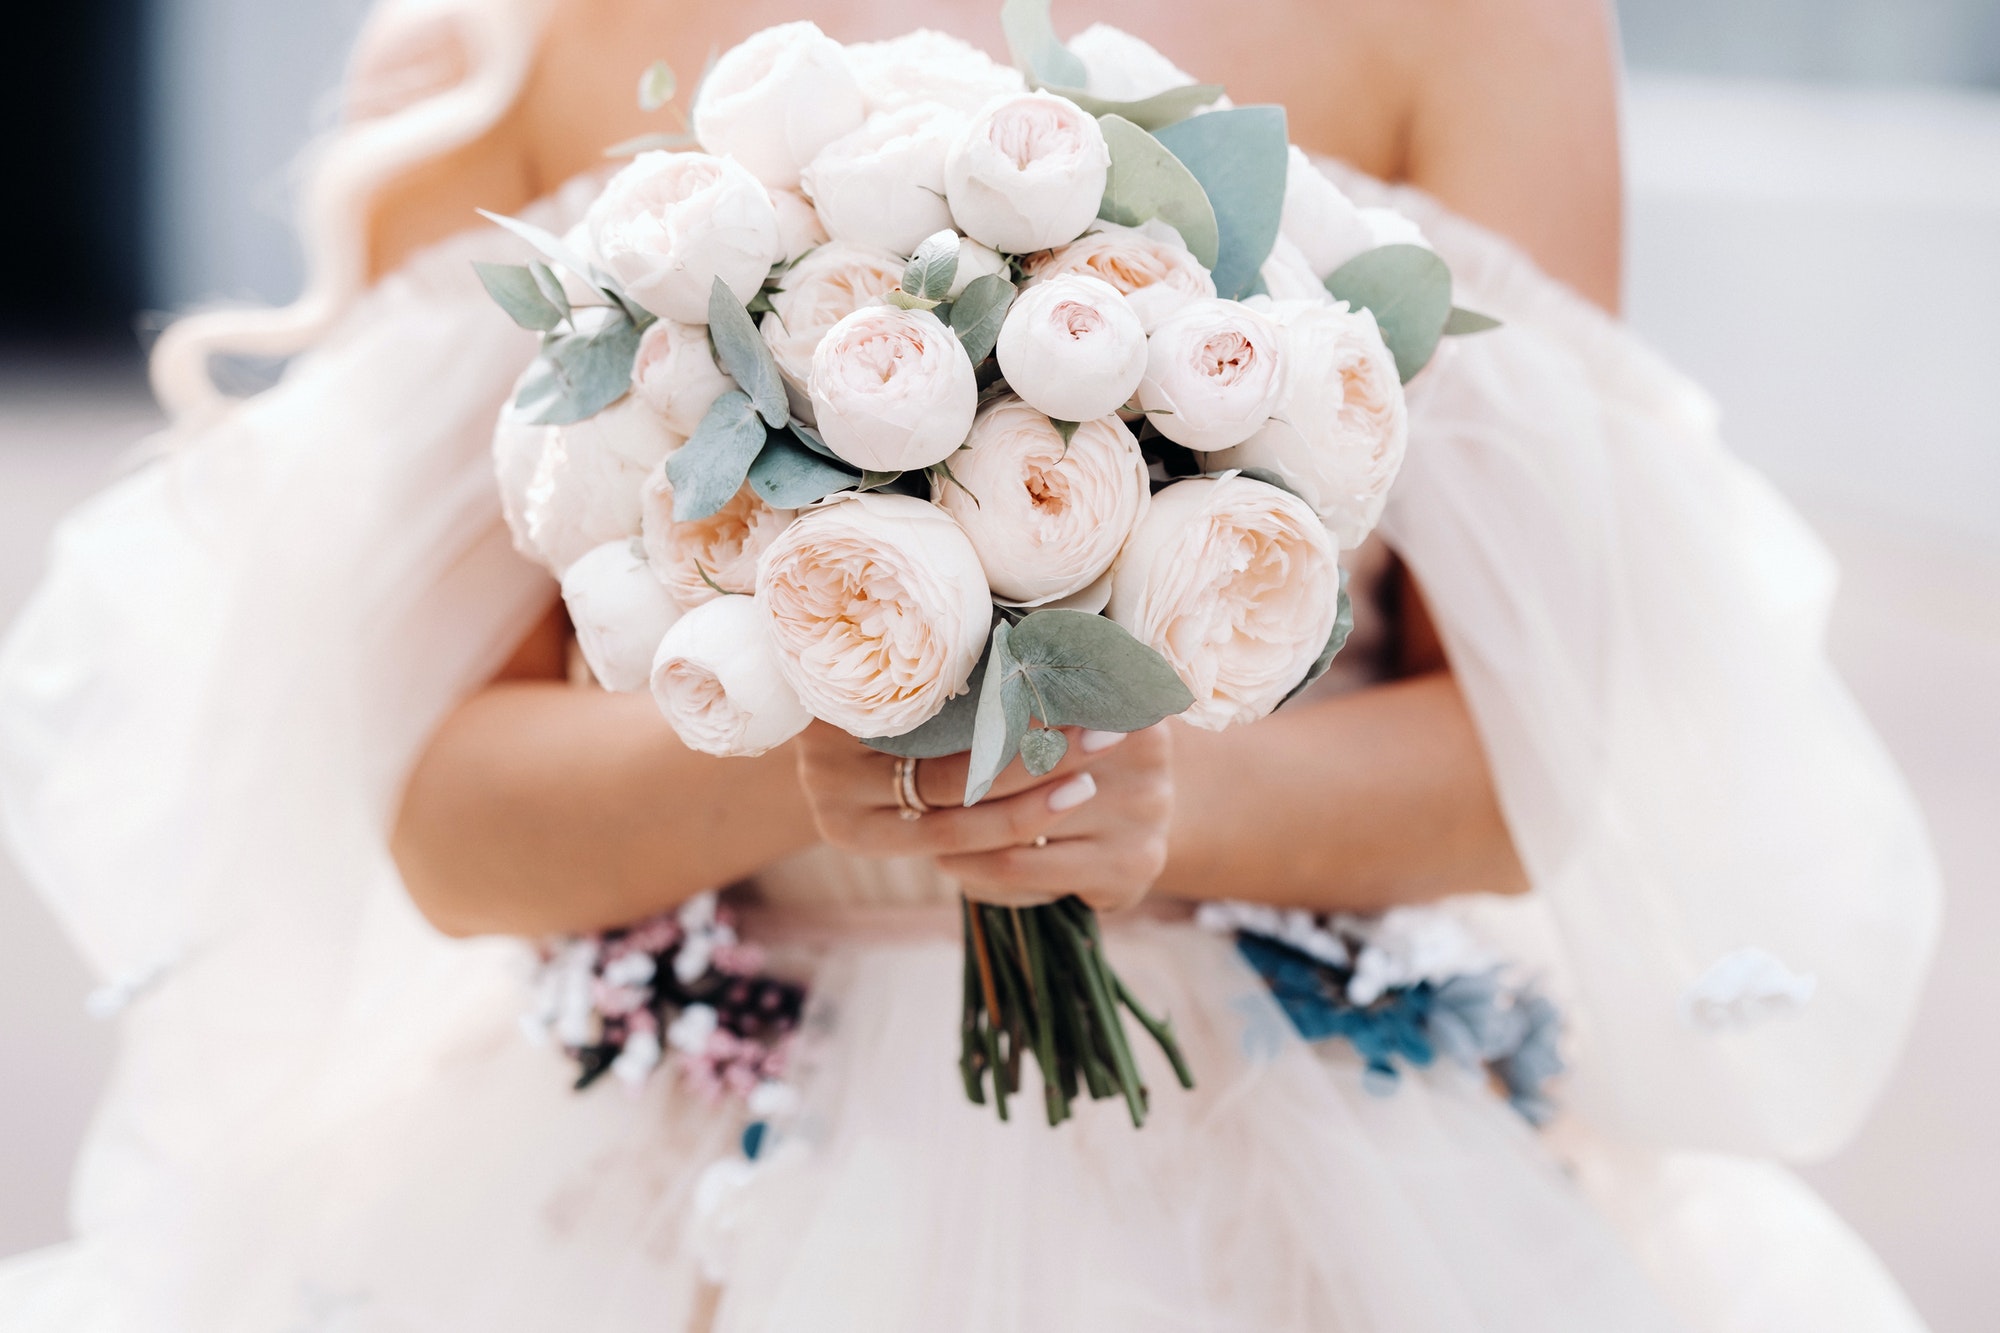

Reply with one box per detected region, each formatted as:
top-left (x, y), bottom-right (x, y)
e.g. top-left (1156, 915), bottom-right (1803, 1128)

top-left (791, 723), bottom-right (1175, 914)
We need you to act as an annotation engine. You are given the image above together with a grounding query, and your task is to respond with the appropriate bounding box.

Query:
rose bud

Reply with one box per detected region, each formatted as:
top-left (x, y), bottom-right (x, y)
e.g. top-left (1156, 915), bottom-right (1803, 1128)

top-left (995, 274), bottom-right (1148, 424)
top-left (1067, 23), bottom-right (1201, 102)
top-left (651, 595), bottom-right (814, 757)
top-left (807, 305), bottom-right (978, 472)
top-left (1024, 220), bottom-right (1216, 332)
top-left (515, 396), bottom-right (682, 576)
top-left (844, 29), bottom-right (1026, 116)
top-left (944, 91), bottom-right (1110, 255)
top-left (1280, 145), bottom-right (1376, 280)
top-left (631, 319), bottom-right (735, 437)
top-left (759, 242), bottom-right (906, 420)
top-left (562, 539), bottom-right (683, 693)
top-left (801, 105), bottom-right (967, 257)
top-left (640, 469), bottom-right (796, 608)
top-left (586, 151), bottom-right (781, 324)
top-left (1137, 298), bottom-right (1286, 451)
top-left (690, 21), bottom-right (864, 190)
top-left (768, 187), bottom-right (830, 263)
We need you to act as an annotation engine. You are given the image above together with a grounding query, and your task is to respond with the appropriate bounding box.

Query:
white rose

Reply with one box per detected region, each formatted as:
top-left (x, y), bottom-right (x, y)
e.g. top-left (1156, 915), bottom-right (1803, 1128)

top-left (631, 319), bottom-right (734, 436)
top-left (1363, 207), bottom-right (1431, 251)
top-left (845, 29), bottom-right (1026, 116)
top-left (933, 395), bottom-right (1149, 605)
top-left (756, 493), bottom-right (991, 738)
top-left (947, 238), bottom-right (1008, 297)
top-left (650, 595), bottom-right (813, 757)
top-left (586, 151), bottom-right (782, 324)
top-left (995, 274), bottom-right (1147, 423)
top-left (759, 242), bottom-right (904, 418)
top-left (1137, 298), bottom-right (1286, 451)
top-left (1280, 146), bottom-right (1375, 279)
top-left (945, 92), bottom-right (1110, 255)
top-left (1258, 235), bottom-right (1334, 305)
top-left (801, 105), bottom-right (965, 256)
top-left (1211, 301), bottom-right (1408, 549)
top-left (769, 187), bottom-right (830, 263)
top-left (690, 21), bottom-right (865, 190)
top-left (562, 539), bottom-right (683, 693)
top-left (640, 468), bottom-right (795, 607)
top-left (519, 397), bottom-right (682, 575)
top-left (1025, 220), bottom-right (1216, 332)
top-left (1108, 474), bottom-right (1341, 730)
top-left (1067, 24), bottom-right (1198, 102)
top-left (807, 305), bottom-right (977, 472)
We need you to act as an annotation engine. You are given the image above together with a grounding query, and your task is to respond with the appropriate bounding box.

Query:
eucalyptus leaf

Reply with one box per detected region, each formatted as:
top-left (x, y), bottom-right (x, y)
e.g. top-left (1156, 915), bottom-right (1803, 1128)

top-left (1018, 726), bottom-right (1069, 776)
top-left (1000, 0), bottom-right (1088, 88)
top-left (885, 288), bottom-right (942, 312)
top-left (1004, 609), bottom-right (1194, 731)
top-left (1323, 244), bottom-right (1453, 383)
top-left (515, 316), bottom-right (642, 425)
top-left (477, 209), bottom-right (597, 283)
top-left (966, 622), bottom-right (1030, 805)
top-left (904, 231), bottom-right (961, 302)
top-left (747, 431), bottom-right (863, 507)
top-left (528, 261), bottom-right (570, 320)
top-left (789, 419), bottom-right (838, 459)
top-left (949, 274), bottom-right (1017, 365)
top-left (473, 262), bottom-right (565, 332)
top-left (1277, 569), bottom-right (1354, 709)
top-left (1096, 115), bottom-right (1220, 269)
top-left (1443, 306), bottom-right (1502, 336)
top-left (638, 60), bottom-right (677, 111)
top-left (1152, 107), bottom-right (1288, 300)
top-left (666, 390), bottom-right (767, 520)
top-left (707, 277), bottom-right (789, 427)
top-left (1044, 82), bottom-right (1225, 131)
top-left (1052, 419), bottom-right (1080, 456)
top-left (860, 470), bottom-right (904, 491)
top-left (863, 636), bottom-right (991, 758)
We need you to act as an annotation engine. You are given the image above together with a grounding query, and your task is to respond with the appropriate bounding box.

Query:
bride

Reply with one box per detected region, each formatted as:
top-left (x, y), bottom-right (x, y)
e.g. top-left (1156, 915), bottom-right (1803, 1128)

top-left (0, 0), bottom-right (1942, 1328)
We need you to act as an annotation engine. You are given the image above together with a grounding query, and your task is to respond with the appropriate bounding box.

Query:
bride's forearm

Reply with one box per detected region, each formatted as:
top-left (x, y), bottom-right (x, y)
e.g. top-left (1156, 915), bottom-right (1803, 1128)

top-left (391, 681), bottom-right (817, 938)
top-left (1157, 671), bottom-right (1528, 910)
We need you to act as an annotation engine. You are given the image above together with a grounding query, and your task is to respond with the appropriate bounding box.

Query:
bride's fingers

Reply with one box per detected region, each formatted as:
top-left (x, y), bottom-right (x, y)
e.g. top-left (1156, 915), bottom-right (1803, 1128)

top-left (912, 728), bottom-right (1125, 808)
top-left (845, 772), bottom-right (1100, 857)
top-left (940, 835), bottom-right (1159, 914)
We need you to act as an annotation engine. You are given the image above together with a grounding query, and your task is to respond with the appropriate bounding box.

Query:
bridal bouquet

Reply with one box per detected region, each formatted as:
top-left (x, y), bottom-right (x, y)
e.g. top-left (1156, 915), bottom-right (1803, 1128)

top-left (478, 0), bottom-right (1491, 1127)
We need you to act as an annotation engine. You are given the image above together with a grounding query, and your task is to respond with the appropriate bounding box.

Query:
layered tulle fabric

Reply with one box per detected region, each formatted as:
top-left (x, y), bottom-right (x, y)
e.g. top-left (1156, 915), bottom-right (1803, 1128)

top-left (0, 156), bottom-right (1938, 1329)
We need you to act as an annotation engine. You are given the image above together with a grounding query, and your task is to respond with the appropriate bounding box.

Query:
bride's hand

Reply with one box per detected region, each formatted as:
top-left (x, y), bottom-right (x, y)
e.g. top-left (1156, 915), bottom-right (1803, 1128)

top-left (792, 722), bottom-right (1174, 914)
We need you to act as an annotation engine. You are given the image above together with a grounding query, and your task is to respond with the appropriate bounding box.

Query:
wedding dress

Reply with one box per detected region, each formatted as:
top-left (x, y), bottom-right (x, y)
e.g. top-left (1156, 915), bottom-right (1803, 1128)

top-left (0, 148), bottom-right (1939, 1328)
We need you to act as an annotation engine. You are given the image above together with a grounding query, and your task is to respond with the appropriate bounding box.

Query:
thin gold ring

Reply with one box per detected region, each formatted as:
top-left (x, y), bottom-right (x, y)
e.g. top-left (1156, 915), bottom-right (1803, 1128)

top-left (893, 756), bottom-right (932, 821)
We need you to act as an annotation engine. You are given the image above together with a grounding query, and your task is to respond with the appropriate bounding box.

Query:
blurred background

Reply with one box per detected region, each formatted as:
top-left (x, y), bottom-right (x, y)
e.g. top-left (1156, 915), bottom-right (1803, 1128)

top-left (2, 1), bottom-right (1995, 1327)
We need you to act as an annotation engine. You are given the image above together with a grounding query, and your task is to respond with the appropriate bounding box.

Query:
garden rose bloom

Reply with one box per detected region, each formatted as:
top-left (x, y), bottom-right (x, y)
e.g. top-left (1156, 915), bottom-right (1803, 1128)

top-left (586, 151), bottom-right (781, 324)
top-left (690, 21), bottom-right (864, 190)
top-left (1211, 300), bottom-right (1408, 548)
top-left (1107, 474), bottom-right (1341, 730)
top-left (807, 306), bottom-right (978, 472)
top-left (844, 29), bottom-right (1025, 115)
top-left (995, 274), bottom-right (1147, 423)
top-left (562, 539), bottom-right (683, 693)
top-left (651, 595), bottom-right (813, 757)
top-left (934, 395), bottom-right (1149, 604)
top-left (1068, 23), bottom-right (1199, 102)
top-left (944, 92), bottom-right (1110, 254)
top-left (518, 396), bottom-right (682, 575)
top-left (1259, 236), bottom-right (1334, 306)
top-left (1137, 298), bottom-right (1286, 450)
top-left (1280, 146), bottom-right (1376, 280)
top-left (1362, 207), bottom-right (1431, 251)
top-left (801, 105), bottom-right (965, 256)
top-left (631, 319), bottom-right (734, 436)
top-left (756, 493), bottom-right (991, 737)
top-left (946, 238), bottom-right (1009, 297)
top-left (768, 187), bottom-right (829, 263)
top-left (1025, 221), bottom-right (1216, 331)
top-left (759, 243), bottom-right (904, 417)
top-left (640, 469), bottom-right (796, 607)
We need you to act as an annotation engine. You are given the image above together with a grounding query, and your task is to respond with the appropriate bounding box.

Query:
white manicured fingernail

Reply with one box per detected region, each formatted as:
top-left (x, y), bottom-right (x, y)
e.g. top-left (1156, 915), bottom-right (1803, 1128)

top-left (1047, 772), bottom-right (1097, 813)
top-left (1080, 729), bottom-right (1125, 753)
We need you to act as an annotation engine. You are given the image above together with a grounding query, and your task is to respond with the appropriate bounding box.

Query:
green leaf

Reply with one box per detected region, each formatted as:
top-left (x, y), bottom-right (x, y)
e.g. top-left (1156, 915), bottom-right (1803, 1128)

top-left (473, 262), bottom-right (565, 332)
top-left (476, 209), bottom-right (597, 284)
top-left (1051, 419), bottom-right (1080, 454)
top-left (707, 277), bottom-right (789, 427)
top-left (1277, 569), bottom-right (1354, 709)
top-left (787, 419), bottom-right (838, 459)
top-left (1443, 305), bottom-right (1502, 336)
top-left (885, 288), bottom-right (942, 312)
top-left (1324, 244), bottom-right (1454, 383)
top-left (514, 315), bottom-right (642, 425)
top-left (1004, 609), bottom-right (1194, 731)
top-left (1095, 115), bottom-right (1219, 269)
top-left (1000, 0), bottom-right (1088, 88)
top-left (860, 469), bottom-right (903, 491)
top-left (1152, 107), bottom-right (1289, 300)
top-left (903, 231), bottom-right (961, 303)
top-left (863, 635), bottom-right (992, 758)
top-left (638, 60), bottom-right (677, 111)
top-left (528, 261), bottom-right (570, 321)
top-left (747, 430), bottom-right (862, 507)
top-left (666, 390), bottom-right (767, 520)
top-left (1045, 83), bottom-right (1225, 132)
top-left (966, 622), bottom-right (1030, 804)
top-left (949, 274), bottom-right (1017, 365)
top-left (1229, 466), bottom-right (1307, 504)
top-left (1019, 726), bottom-right (1069, 776)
